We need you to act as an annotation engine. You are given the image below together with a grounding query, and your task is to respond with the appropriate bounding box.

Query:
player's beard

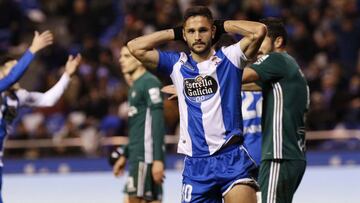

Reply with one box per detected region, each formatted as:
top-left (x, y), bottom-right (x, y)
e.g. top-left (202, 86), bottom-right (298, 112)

top-left (189, 41), bottom-right (212, 55)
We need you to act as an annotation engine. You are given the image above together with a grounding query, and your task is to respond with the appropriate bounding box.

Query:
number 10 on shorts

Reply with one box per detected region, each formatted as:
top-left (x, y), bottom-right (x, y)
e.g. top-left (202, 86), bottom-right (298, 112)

top-left (182, 184), bottom-right (193, 202)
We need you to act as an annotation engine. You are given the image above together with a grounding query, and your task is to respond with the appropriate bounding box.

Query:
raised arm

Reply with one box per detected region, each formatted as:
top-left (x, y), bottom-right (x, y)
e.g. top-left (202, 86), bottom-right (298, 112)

top-left (19, 54), bottom-right (81, 107)
top-left (127, 29), bottom-right (175, 70)
top-left (223, 20), bottom-right (267, 59)
top-left (0, 31), bottom-right (53, 92)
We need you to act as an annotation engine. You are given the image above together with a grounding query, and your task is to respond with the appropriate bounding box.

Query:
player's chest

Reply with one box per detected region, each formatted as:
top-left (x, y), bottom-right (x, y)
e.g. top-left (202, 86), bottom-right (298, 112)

top-left (128, 88), bottom-right (145, 106)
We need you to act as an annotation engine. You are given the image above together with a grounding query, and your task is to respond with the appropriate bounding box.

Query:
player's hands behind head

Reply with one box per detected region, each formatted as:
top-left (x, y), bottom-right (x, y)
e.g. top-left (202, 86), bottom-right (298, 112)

top-left (29, 30), bottom-right (53, 53)
top-left (152, 160), bottom-right (165, 184)
top-left (65, 54), bottom-right (82, 77)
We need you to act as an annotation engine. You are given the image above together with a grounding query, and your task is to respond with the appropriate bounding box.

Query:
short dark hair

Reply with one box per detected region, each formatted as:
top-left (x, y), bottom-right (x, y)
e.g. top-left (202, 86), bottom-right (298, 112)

top-left (260, 17), bottom-right (287, 46)
top-left (183, 6), bottom-right (213, 24)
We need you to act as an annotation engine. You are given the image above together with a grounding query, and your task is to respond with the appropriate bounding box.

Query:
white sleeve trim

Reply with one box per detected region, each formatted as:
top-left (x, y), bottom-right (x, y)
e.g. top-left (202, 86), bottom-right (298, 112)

top-left (20, 73), bottom-right (71, 107)
top-left (221, 41), bottom-right (248, 69)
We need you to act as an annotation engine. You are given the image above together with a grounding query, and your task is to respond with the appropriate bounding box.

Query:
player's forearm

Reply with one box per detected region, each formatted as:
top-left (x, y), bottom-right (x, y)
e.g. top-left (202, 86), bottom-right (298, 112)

top-left (127, 29), bottom-right (174, 58)
top-left (242, 67), bottom-right (260, 83)
top-left (226, 20), bottom-right (266, 59)
top-left (0, 50), bottom-right (34, 92)
top-left (224, 20), bottom-right (267, 40)
top-left (31, 73), bottom-right (70, 107)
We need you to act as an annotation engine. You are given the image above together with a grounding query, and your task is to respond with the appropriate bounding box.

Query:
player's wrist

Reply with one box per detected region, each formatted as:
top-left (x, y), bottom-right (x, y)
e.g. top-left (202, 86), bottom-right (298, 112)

top-left (172, 26), bottom-right (183, 41)
top-left (108, 146), bottom-right (127, 166)
top-left (28, 46), bottom-right (38, 54)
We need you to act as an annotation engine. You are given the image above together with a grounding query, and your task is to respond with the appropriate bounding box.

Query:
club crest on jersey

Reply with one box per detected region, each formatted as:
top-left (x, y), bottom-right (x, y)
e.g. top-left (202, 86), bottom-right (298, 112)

top-left (180, 59), bottom-right (195, 71)
top-left (183, 75), bottom-right (218, 103)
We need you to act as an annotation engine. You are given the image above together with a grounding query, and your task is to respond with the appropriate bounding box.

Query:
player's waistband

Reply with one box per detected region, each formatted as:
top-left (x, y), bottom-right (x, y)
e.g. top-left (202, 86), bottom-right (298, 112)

top-left (214, 135), bottom-right (244, 155)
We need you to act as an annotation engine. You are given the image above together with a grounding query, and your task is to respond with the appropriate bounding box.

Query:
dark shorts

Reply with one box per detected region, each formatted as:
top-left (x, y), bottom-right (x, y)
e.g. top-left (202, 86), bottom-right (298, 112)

top-left (181, 145), bottom-right (258, 203)
top-left (124, 161), bottom-right (162, 201)
top-left (259, 159), bottom-right (306, 203)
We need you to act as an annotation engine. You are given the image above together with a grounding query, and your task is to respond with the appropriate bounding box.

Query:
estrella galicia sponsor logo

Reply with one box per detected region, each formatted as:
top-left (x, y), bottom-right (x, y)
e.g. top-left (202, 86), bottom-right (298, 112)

top-left (183, 75), bottom-right (218, 103)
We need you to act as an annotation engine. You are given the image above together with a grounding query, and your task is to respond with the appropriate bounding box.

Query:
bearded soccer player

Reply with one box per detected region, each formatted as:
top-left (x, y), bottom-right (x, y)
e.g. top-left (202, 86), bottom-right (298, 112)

top-left (127, 6), bottom-right (266, 203)
top-left (242, 18), bottom-right (309, 203)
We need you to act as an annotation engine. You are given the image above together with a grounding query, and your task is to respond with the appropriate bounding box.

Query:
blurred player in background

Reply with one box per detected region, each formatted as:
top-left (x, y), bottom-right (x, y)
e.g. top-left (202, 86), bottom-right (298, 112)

top-left (0, 31), bottom-right (82, 202)
top-left (127, 5), bottom-right (266, 203)
top-left (242, 18), bottom-right (309, 203)
top-left (241, 85), bottom-right (262, 170)
top-left (111, 46), bottom-right (166, 203)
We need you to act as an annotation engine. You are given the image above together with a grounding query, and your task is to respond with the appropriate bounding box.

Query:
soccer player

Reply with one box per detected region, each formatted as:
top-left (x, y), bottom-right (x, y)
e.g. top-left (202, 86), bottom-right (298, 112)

top-left (111, 46), bottom-right (166, 203)
top-left (242, 18), bottom-right (309, 203)
top-left (241, 85), bottom-right (262, 168)
top-left (127, 6), bottom-right (266, 203)
top-left (0, 31), bottom-right (82, 202)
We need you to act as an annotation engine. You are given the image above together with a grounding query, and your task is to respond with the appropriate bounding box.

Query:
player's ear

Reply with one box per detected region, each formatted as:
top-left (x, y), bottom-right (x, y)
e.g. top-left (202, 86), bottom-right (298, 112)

top-left (182, 29), bottom-right (187, 42)
top-left (274, 36), bottom-right (284, 49)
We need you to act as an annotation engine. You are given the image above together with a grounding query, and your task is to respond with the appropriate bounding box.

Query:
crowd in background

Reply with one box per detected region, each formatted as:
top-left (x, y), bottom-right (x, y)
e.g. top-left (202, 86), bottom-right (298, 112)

top-left (1, 0), bottom-right (359, 157)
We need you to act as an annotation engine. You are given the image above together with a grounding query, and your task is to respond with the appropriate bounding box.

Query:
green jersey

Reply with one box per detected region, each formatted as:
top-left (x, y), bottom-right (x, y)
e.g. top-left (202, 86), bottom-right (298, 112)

top-left (250, 52), bottom-right (309, 161)
top-left (127, 71), bottom-right (165, 163)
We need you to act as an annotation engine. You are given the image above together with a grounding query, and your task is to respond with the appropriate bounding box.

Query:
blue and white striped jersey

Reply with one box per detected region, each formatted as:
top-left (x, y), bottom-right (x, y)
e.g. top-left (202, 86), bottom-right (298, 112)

top-left (242, 91), bottom-right (262, 166)
top-left (158, 42), bottom-right (247, 157)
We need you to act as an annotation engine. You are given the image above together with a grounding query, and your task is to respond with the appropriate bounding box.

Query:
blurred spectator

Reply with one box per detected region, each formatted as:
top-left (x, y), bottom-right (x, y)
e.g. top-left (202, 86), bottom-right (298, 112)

top-left (0, 0), bottom-right (23, 51)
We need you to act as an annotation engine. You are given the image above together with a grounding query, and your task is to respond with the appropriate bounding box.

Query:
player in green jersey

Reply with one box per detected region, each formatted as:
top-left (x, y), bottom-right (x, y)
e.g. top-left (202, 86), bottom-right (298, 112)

top-left (242, 18), bottom-right (309, 203)
top-left (112, 46), bottom-right (166, 203)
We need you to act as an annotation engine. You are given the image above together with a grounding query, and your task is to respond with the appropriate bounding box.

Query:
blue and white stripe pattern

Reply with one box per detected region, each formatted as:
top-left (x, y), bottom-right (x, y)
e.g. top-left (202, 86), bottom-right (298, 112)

top-left (158, 42), bottom-right (247, 157)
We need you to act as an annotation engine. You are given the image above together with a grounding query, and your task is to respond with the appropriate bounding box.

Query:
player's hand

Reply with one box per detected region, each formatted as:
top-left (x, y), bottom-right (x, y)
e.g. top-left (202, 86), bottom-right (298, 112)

top-left (113, 156), bottom-right (127, 177)
top-left (152, 160), bottom-right (165, 184)
top-left (161, 85), bottom-right (177, 100)
top-left (29, 30), bottom-right (53, 53)
top-left (64, 54), bottom-right (82, 77)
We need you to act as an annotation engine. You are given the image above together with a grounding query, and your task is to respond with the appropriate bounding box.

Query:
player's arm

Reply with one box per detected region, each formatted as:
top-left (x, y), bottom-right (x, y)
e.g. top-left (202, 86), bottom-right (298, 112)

top-left (127, 29), bottom-right (175, 70)
top-left (144, 80), bottom-right (166, 184)
top-left (242, 82), bottom-right (262, 91)
top-left (0, 31), bottom-right (53, 92)
top-left (242, 67), bottom-right (260, 84)
top-left (243, 53), bottom-right (285, 84)
top-left (19, 54), bottom-right (81, 107)
top-left (161, 85), bottom-right (177, 100)
top-left (109, 145), bottom-right (129, 177)
top-left (223, 20), bottom-right (267, 59)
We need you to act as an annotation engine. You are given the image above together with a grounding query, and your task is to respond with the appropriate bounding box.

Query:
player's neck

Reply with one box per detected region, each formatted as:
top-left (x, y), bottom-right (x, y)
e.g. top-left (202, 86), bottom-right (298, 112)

top-left (190, 48), bottom-right (215, 63)
top-left (274, 47), bottom-right (286, 53)
top-left (131, 67), bottom-right (146, 81)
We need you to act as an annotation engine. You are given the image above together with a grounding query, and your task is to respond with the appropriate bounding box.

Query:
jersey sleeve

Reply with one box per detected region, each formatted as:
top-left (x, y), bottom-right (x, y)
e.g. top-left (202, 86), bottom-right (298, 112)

top-left (0, 50), bottom-right (34, 92)
top-left (249, 53), bottom-right (287, 82)
top-left (157, 50), bottom-right (180, 76)
top-left (143, 78), bottom-right (166, 162)
top-left (17, 73), bottom-right (70, 107)
top-left (221, 41), bottom-right (248, 69)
